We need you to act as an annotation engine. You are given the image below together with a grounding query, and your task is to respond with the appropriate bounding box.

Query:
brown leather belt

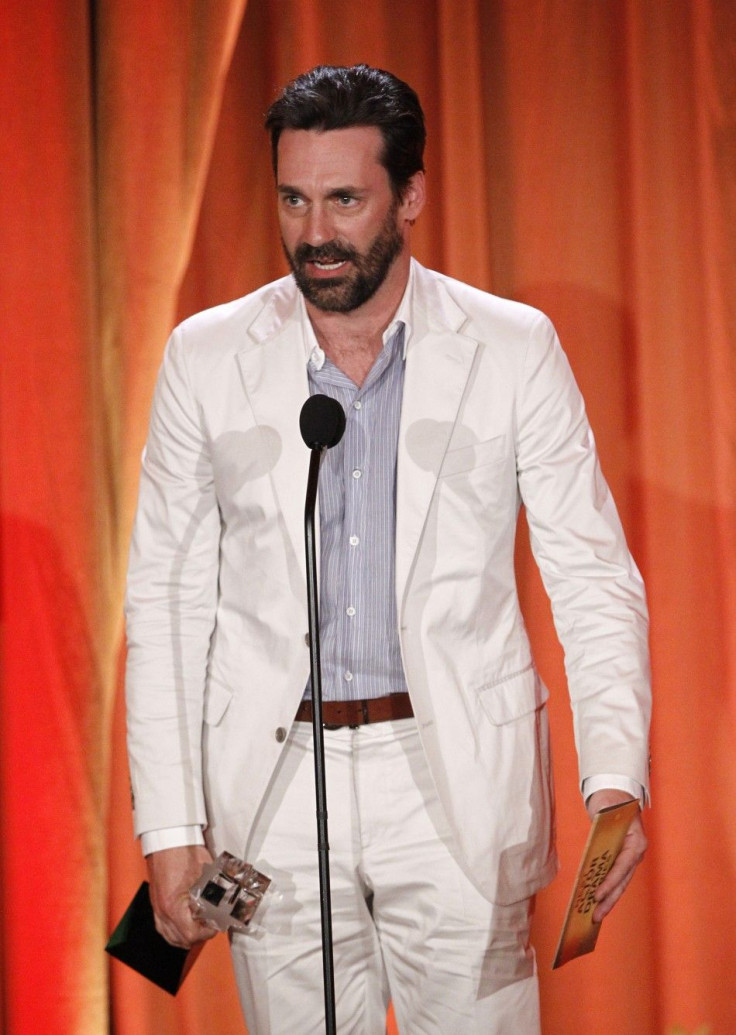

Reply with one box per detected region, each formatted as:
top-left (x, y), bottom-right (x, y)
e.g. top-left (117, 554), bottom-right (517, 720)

top-left (295, 693), bottom-right (414, 728)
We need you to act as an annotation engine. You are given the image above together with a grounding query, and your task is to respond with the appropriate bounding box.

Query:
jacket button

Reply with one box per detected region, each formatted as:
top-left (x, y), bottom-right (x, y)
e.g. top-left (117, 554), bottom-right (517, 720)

top-left (275, 727), bottom-right (287, 743)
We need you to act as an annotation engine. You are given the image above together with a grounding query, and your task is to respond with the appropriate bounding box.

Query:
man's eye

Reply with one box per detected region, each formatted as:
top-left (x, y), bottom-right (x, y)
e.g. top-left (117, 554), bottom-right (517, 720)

top-left (337, 195), bottom-right (356, 206)
top-left (283, 195), bottom-right (302, 207)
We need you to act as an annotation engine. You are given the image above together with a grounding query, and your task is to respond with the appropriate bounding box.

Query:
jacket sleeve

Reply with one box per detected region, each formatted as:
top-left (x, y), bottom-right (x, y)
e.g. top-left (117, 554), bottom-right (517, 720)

top-left (125, 327), bottom-right (221, 836)
top-left (515, 313), bottom-right (651, 798)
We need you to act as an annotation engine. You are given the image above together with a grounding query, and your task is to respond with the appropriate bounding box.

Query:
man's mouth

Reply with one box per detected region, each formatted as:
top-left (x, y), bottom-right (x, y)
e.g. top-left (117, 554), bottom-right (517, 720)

top-left (311, 259), bottom-right (348, 271)
top-left (294, 242), bottom-right (357, 274)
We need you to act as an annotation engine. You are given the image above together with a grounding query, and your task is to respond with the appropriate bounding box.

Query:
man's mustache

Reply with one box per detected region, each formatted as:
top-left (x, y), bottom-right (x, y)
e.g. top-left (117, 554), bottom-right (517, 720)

top-left (294, 241), bottom-right (358, 265)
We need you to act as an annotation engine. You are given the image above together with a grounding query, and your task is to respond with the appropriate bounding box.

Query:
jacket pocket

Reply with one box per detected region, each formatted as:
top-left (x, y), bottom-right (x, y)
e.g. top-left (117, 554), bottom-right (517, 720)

top-left (440, 434), bottom-right (506, 478)
top-left (477, 665), bottom-right (548, 725)
top-left (203, 677), bottom-right (234, 726)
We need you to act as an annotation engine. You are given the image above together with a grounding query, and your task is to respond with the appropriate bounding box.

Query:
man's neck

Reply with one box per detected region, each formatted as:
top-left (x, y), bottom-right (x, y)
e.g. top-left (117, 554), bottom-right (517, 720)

top-left (305, 252), bottom-right (410, 388)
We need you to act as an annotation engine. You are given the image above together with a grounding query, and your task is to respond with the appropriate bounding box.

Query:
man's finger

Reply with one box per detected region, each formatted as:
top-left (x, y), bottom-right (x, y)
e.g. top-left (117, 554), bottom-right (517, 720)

top-left (153, 894), bottom-right (217, 948)
top-left (596, 825), bottom-right (647, 899)
top-left (592, 861), bottom-right (639, 922)
top-left (595, 845), bottom-right (640, 901)
top-left (154, 911), bottom-right (216, 948)
top-left (590, 822), bottom-right (647, 922)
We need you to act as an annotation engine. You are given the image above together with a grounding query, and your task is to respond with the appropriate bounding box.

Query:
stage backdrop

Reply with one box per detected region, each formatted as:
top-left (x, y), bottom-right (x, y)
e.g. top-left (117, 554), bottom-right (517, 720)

top-left (1, 2), bottom-right (734, 1033)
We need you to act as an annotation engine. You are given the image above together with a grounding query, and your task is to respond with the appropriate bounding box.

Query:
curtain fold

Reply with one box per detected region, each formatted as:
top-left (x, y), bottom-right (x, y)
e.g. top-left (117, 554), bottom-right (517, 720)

top-left (1, 2), bottom-right (733, 1033)
top-left (93, 0), bottom-right (249, 587)
top-left (92, 5), bottom-right (251, 1033)
top-left (0, 3), bottom-right (104, 1031)
top-left (1, 2), bottom-right (247, 1032)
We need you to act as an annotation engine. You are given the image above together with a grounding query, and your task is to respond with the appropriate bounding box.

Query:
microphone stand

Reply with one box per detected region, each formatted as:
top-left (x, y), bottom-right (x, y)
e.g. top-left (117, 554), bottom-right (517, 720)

top-left (304, 445), bottom-right (337, 1035)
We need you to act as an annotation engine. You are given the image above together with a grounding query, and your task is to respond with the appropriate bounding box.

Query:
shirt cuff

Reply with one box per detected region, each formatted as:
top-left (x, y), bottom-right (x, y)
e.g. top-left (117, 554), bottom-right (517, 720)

top-left (582, 774), bottom-right (646, 807)
top-left (140, 825), bottom-right (205, 857)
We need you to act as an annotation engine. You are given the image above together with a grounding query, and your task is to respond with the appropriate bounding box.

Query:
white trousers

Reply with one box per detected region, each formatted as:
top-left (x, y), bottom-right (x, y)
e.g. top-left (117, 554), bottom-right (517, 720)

top-left (230, 718), bottom-right (540, 1034)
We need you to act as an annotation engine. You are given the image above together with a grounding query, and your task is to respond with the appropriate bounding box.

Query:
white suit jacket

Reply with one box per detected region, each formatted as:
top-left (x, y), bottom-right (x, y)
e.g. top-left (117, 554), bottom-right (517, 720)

top-left (126, 260), bottom-right (651, 904)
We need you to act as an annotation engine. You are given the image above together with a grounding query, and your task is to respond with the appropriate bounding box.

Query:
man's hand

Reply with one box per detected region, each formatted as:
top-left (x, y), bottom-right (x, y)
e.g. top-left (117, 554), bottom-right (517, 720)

top-left (146, 844), bottom-right (218, 948)
top-left (585, 788), bottom-right (647, 924)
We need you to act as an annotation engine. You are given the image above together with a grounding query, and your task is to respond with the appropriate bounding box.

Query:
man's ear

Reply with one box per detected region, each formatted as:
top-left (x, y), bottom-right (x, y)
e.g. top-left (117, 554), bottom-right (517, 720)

top-left (399, 171), bottom-right (426, 224)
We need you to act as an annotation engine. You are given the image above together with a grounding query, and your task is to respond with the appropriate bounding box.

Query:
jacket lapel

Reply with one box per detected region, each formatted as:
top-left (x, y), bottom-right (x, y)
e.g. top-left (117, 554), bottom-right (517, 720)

top-left (236, 283), bottom-right (311, 573)
top-left (396, 266), bottom-right (479, 612)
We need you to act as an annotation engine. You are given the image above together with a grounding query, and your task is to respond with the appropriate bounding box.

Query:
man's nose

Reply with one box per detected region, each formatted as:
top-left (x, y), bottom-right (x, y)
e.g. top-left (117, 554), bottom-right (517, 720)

top-left (303, 204), bottom-right (333, 246)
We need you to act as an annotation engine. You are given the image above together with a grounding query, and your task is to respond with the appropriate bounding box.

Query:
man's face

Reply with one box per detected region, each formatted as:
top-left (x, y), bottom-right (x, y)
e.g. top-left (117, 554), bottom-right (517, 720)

top-left (276, 126), bottom-right (411, 313)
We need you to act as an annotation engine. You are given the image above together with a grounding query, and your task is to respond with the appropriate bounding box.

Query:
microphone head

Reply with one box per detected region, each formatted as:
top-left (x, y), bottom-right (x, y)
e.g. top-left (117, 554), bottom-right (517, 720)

top-left (299, 394), bottom-right (347, 450)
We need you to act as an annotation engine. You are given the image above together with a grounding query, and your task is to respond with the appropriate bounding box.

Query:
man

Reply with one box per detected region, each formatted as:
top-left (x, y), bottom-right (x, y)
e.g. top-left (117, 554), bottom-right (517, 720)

top-left (126, 64), bottom-right (650, 1033)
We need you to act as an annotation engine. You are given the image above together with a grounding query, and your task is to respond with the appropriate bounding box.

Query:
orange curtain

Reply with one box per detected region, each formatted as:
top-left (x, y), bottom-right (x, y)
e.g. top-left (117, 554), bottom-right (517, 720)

top-left (1, 2), bottom-right (734, 1033)
top-left (1, 1), bottom-right (247, 1032)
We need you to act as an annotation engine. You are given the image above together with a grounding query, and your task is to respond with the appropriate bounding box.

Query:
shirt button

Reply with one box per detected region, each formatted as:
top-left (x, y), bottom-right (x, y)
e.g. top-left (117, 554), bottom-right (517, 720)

top-left (353, 400), bottom-right (362, 410)
top-left (344, 671), bottom-right (353, 682)
top-left (346, 606), bottom-right (356, 617)
top-left (275, 727), bottom-right (287, 743)
top-left (349, 535), bottom-right (359, 546)
top-left (304, 632), bottom-right (310, 647)
top-left (352, 469), bottom-right (362, 479)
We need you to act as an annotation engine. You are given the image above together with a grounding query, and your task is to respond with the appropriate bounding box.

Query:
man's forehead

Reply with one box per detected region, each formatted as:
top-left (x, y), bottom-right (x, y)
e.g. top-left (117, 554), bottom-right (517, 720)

top-left (276, 125), bottom-right (385, 179)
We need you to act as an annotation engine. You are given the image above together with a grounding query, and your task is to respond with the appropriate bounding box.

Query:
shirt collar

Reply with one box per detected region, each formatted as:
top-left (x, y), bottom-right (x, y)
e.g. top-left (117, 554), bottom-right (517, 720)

top-left (301, 262), bottom-right (415, 371)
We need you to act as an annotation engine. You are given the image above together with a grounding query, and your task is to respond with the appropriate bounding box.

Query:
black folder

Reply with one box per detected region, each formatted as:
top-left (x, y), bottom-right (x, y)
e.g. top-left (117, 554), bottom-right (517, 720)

top-left (106, 881), bottom-right (204, 995)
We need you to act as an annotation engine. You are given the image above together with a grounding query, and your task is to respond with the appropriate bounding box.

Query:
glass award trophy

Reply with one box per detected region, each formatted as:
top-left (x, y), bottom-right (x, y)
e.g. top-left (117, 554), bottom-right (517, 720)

top-left (189, 851), bottom-right (271, 933)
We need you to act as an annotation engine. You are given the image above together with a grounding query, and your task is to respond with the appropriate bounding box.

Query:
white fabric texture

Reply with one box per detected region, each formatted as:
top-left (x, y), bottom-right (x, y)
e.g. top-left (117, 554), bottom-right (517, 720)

top-left (230, 718), bottom-right (540, 1035)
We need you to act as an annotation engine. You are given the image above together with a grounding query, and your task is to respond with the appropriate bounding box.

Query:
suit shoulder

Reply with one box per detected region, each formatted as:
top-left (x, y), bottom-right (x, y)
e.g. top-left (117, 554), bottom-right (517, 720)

top-left (418, 265), bottom-right (554, 341)
top-left (171, 275), bottom-right (296, 359)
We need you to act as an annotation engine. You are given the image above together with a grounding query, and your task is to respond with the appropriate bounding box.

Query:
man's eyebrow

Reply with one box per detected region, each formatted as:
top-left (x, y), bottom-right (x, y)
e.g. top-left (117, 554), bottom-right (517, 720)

top-left (276, 184), bottom-right (366, 197)
top-left (326, 186), bottom-right (365, 198)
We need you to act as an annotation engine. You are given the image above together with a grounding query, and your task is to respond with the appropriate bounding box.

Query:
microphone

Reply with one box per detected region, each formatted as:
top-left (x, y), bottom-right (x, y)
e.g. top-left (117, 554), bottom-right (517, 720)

top-left (299, 394), bottom-right (346, 450)
top-left (299, 392), bottom-right (346, 1033)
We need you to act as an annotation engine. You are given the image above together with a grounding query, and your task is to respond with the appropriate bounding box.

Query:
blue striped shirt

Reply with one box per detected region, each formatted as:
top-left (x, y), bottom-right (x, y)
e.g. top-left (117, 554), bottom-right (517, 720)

top-left (303, 290), bottom-right (412, 702)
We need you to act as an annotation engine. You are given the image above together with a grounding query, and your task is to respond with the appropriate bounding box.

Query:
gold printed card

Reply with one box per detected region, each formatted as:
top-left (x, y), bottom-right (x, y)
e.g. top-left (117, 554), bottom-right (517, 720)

top-left (552, 799), bottom-right (640, 969)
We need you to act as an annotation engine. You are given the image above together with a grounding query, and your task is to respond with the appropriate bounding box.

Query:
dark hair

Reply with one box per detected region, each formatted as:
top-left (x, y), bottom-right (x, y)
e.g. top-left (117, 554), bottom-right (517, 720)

top-left (265, 64), bottom-right (426, 198)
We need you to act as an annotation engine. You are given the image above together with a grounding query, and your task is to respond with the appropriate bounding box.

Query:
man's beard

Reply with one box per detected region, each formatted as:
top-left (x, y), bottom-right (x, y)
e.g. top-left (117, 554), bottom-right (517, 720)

top-left (283, 204), bottom-right (404, 313)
